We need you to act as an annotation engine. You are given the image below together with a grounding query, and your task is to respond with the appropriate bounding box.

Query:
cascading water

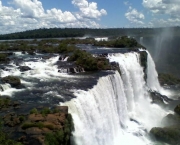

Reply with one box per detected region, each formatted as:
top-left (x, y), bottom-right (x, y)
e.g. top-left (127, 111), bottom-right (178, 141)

top-left (146, 50), bottom-right (162, 92)
top-left (63, 52), bottom-right (167, 145)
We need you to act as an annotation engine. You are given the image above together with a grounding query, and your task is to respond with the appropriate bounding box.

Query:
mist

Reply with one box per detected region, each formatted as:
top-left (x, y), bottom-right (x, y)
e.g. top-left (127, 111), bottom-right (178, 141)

top-left (138, 27), bottom-right (180, 78)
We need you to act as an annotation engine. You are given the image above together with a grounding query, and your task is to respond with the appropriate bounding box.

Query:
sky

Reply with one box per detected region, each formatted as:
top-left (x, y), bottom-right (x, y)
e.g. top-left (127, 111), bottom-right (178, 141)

top-left (0, 0), bottom-right (180, 34)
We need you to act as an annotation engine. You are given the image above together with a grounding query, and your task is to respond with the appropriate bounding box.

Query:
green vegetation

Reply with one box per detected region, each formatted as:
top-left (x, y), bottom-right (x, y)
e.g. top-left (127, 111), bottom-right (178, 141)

top-left (94, 36), bottom-right (142, 49)
top-left (40, 107), bottom-right (51, 117)
top-left (30, 107), bottom-right (53, 116)
top-left (0, 35), bottom-right (142, 73)
top-left (158, 73), bottom-right (180, 85)
top-left (30, 108), bottom-right (38, 114)
top-left (45, 130), bottom-right (64, 145)
top-left (45, 114), bottom-right (74, 145)
top-left (68, 49), bottom-right (110, 71)
top-left (0, 54), bottom-right (8, 63)
top-left (0, 97), bottom-right (11, 108)
top-left (22, 122), bottom-right (54, 130)
top-left (1, 27), bottom-right (180, 40)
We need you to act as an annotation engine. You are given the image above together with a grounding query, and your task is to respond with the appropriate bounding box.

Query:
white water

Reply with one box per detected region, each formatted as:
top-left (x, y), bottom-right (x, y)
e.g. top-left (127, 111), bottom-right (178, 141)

top-left (0, 54), bottom-right (79, 97)
top-left (146, 51), bottom-right (162, 93)
top-left (63, 52), bottom-right (167, 145)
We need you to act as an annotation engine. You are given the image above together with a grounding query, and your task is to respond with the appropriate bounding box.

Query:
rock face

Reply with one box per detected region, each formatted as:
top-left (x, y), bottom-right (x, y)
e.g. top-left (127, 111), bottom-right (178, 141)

top-left (1, 76), bottom-right (21, 87)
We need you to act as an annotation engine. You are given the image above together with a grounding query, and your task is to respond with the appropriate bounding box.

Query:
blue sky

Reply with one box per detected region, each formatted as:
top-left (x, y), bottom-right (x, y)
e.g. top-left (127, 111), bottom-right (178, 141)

top-left (0, 0), bottom-right (180, 34)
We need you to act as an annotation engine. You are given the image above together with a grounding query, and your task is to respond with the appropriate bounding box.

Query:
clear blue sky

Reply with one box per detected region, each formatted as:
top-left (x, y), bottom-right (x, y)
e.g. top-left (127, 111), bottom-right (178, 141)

top-left (0, 0), bottom-right (179, 34)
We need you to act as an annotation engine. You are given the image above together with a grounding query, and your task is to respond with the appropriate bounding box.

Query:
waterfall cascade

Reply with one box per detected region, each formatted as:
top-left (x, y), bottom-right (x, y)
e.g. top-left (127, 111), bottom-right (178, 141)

top-left (63, 52), bottom-right (167, 145)
top-left (146, 51), bottom-right (162, 93)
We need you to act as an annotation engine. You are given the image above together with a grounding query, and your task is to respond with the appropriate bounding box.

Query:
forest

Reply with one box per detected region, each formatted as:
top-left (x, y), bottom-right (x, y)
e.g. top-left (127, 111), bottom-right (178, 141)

top-left (1, 27), bottom-right (180, 40)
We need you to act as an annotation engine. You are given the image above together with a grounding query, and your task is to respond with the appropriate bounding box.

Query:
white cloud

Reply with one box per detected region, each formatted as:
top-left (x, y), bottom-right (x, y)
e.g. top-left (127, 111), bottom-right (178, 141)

top-left (125, 7), bottom-right (145, 25)
top-left (124, 1), bottom-right (131, 6)
top-left (0, 0), bottom-right (107, 34)
top-left (72, 0), bottom-right (107, 19)
top-left (142, 0), bottom-right (180, 18)
top-left (142, 0), bottom-right (180, 27)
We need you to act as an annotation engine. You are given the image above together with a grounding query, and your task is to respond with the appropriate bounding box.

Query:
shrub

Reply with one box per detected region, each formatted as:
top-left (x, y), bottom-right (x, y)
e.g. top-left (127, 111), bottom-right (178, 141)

top-left (30, 108), bottom-right (38, 114)
top-left (19, 116), bottom-right (25, 122)
top-left (22, 122), bottom-right (54, 130)
top-left (68, 49), bottom-right (110, 71)
top-left (0, 54), bottom-right (8, 62)
top-left (45, 130), bottom-right (65, 145)
top-left (40, 107), bottom-right (51, 117)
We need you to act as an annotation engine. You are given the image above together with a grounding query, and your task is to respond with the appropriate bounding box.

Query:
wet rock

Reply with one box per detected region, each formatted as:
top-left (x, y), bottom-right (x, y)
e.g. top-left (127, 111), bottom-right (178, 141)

top-left (150, 126), bottom-right (180, 145)
top-left (69, 67), bottom-right (76, 73)
top-left (59, 55), bottom-right (68, 61)
top-left (68, 66), bottom-right (85, 73)
top-left (149, 90), bottom-right (172, 105)
top-left (162, 114), bottom-right (180, 126)
top-left (28, 51), bottom-right (36, 55)
top-left (18, 66), bottom-right (31, 72)
top-left (1, 76), bottom-right (21, 87)
top-left (139, 51), bottom-right (147, 80)
top-left (42, 56), bottom-right (52, 60)
top-left (174, 104), bottom-right (180, 115)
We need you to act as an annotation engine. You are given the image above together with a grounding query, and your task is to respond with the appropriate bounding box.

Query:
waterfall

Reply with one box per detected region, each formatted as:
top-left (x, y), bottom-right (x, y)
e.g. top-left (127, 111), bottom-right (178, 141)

top-left (146, 51), bottom-right (163, 93)
top-left (63, 52), bottom-right (167, 145)
top-left (0, 83), bottom-right (11, 91)
top-left (146, 50), bottom-right (172, 99)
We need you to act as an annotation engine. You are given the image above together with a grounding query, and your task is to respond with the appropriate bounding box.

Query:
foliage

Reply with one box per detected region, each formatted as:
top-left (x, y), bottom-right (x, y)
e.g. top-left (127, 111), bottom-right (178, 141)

top-left (0, 97), bottom-right (11, 108)
top-left (21, 122), bottom-right (54, 130)
top-left (45, 130), bottom-right (64, 145)
top-left (45, 113), bottom-right (74, 145)
top-left (30, 108), bottom-right (38, 114)
top-left (0, 27), bottom-right (180, 40)
top-left (68, 49), bottom-right (110, 71)
top-left (18, 116), bottom-right (25, 122)
top-left (40, 107), bottom-right (51, 117)
top-left (0, 54), bottom-right (8, 62)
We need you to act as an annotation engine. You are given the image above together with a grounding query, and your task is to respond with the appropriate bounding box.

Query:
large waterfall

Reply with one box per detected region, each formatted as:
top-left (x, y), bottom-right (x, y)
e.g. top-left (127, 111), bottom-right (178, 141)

top-left (63, 52), bottom-right (167, 145)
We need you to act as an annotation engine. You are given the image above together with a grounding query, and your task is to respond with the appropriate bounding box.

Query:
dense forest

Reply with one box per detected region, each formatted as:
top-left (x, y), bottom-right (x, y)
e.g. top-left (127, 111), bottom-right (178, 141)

top-left (1, 27), bottom-right (180, 40)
